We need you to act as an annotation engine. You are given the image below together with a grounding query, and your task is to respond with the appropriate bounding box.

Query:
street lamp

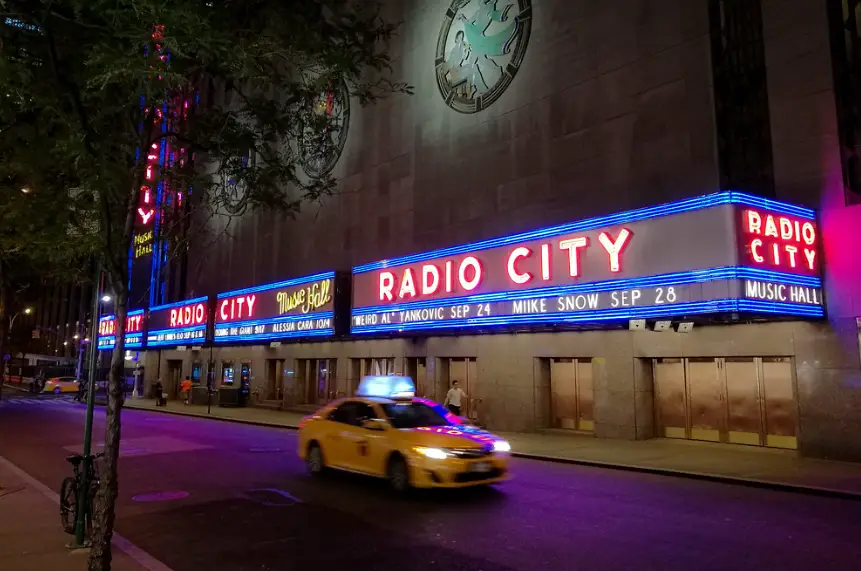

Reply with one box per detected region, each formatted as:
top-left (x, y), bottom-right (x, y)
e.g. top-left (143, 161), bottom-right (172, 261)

top-left (101, 295), bottom-right (112, 302)
top-left (63, 341), bottom-right (68, 346)
top-left (73, 334), bottom-right (80, 340)
top-left (20, 187), bottom-right (30, 194)
top-left (9, 307), bottom-right (33, 330)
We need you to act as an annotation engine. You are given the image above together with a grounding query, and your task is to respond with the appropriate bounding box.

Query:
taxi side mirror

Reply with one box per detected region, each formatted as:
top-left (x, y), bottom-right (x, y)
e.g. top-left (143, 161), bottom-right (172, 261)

top-left (362, 419), bottom-right (386, 431)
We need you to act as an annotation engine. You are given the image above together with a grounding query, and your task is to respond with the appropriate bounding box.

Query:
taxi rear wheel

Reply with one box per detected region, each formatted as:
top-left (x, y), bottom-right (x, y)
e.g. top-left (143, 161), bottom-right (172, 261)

top-left (307, 443), bottom-right (325, 476)
top-left (387, 455), bottom-right (410, 493)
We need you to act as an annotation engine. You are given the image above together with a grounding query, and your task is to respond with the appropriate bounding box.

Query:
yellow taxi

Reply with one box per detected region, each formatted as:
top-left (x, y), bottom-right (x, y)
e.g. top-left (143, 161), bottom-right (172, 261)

top-left (297, 376), bottom-right (510, 491)
top-left (41, 376), bottom-right (81, 394)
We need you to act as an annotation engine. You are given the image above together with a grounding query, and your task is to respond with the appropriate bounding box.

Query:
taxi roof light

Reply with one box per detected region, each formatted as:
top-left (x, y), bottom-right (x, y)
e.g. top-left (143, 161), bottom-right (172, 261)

top-left (356, 375), bottom-right (415, 399)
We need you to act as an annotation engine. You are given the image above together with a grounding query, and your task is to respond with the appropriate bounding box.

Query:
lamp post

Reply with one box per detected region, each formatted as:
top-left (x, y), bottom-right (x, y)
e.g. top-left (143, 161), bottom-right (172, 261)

top-left (73, 267), bottom-right (103, 548)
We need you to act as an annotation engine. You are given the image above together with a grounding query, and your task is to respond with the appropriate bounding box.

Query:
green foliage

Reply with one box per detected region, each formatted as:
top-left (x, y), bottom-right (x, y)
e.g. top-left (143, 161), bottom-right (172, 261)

top-left (0, 0), bottom-right (410, 291)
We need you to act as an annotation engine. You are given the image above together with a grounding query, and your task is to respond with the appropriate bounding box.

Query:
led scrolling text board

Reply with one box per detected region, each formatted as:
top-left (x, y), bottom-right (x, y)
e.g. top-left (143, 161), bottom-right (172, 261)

top-left (146, 297), bottom-right (209, 347)
top-left (350, 192), bottom-right (825, 334)
top-left (214, 272), bottom-right (336, 343)
top-left (97, 310), bottom-right (146, 350)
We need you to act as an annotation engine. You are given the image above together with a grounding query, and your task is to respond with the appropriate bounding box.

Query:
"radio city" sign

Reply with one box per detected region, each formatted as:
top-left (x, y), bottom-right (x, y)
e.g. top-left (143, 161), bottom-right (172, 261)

top-left (351, 192), bottom-right (825, 334)
top-left (377, 229), bottom-right (631, 303)
top-left (146, 297), bottom-right (209, 347)
top-left (739, 208), bottom-right (819, 274)
top-left (97, 309), bottom-right (146, 350)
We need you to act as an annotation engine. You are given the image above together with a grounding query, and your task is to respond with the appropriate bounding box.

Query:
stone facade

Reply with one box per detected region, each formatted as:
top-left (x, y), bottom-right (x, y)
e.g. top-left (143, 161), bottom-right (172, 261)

top-left (142, 1), bottom-right (861, 462)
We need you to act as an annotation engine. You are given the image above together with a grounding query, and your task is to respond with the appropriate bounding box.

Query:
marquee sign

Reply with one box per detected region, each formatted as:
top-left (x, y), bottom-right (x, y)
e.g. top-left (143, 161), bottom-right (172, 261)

top-left (97, 309), bottom-right (146, 350)
top-left (214, 272), bottom-right (336, 343)
top-left (146, 297), bottom-right (209, 347)
top-left (351, 192), bottom-right (824, 334)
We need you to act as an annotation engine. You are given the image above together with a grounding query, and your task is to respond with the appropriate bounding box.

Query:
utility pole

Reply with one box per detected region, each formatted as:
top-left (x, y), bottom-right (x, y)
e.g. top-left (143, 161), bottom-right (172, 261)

top-left (73, 267), bottom-right (102, 547)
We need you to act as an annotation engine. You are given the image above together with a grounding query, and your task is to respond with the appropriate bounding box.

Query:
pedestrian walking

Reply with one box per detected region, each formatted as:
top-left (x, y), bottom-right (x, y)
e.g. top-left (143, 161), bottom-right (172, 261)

top-left (444, 380), bottom-right (467, 417)
top-left (154, 379), bottom-right (166, 407)
top-left (181, 376), bottom-right (192, 405)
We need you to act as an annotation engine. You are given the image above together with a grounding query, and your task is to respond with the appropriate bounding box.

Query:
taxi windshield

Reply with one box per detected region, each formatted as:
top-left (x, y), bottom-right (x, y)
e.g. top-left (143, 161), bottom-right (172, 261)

top-left (382, 402), bottom-right (456, 429)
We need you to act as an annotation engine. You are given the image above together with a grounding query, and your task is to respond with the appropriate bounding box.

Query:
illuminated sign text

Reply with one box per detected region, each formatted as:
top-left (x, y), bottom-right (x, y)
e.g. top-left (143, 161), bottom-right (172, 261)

top-left (743, 280), bottom-right (823, 306)
top-left (740, 209), bottom-right (819, 274)
top-left (97, 310), bottom-right (146, 350)
top-left (147, 297), bottom-right (209, 347)
top-left (134, 231), bottom-right (154, 259)
top-left (214, 273), bottom-right (336, 343)
top-left (352, 192), bottom-right (825, 334)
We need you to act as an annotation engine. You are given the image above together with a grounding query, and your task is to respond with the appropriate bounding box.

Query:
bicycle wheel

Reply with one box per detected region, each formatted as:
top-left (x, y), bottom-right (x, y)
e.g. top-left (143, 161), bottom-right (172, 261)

top-left (59, 477), bottom-right (78, 534)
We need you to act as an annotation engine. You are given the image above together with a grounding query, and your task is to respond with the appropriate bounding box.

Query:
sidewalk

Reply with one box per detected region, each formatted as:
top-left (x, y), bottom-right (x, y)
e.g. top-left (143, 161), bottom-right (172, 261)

top-left (0, 459), bottom-right (150, 571)
top-left (123, 398), bottom-right (861, 499)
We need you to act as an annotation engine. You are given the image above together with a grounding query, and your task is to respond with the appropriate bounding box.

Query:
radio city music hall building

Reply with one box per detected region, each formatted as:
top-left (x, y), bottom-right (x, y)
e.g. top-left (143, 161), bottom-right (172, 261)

top-left (106, 1), bottom-right (861, 461)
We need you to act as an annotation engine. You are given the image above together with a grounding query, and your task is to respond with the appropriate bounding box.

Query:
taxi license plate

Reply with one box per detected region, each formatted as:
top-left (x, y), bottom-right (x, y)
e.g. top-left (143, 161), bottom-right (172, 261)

top-left (471, 462), bottom-right (492, 473)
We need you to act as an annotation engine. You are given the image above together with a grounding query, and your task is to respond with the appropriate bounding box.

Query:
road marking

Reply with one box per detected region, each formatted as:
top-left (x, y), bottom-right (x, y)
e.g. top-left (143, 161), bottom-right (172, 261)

top-left (0, 454), bottom-right (176, 571)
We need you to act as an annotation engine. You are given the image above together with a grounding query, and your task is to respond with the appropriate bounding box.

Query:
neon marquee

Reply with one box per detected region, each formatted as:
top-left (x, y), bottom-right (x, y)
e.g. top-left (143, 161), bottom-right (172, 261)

top-left (213, 272), bottom-right (337, 343)
top-left (351, 192), bottom-right (824, 334)
top-left (97, 309), bottom-right (146, 350)
top-left (146, 297), bottom-right (209, 347)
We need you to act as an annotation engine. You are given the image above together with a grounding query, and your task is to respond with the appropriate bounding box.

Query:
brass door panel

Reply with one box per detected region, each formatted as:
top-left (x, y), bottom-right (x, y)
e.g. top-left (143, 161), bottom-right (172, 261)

top-left (762, 358), bottom-right (798, 449)
top-left (467, 358), bottom-right (479, 418)
top-left (449, 359), bottom-right (468, 415)
top-left (654, 359), bottom-right (687, 439)
top-left (724, 358), bottom-right (762, 445)
top-left (550, 359), bottom-right (578, 429)
top-left (576, 359), bottom-right (594, 432)
top-left (687, 359), bottom-right (722, 442)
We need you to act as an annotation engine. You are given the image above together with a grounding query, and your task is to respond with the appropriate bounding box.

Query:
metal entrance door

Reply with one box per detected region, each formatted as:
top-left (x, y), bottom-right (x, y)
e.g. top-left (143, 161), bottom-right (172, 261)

top-left (549, 358), bottom-right (594, 432)
top-left (654, 357), bottom-right (798, 449)
top-left (442, 358), bottom-right (477, 419)
top-left (762, 358), bottom-right (797, 449)
top-left (654, 359), bottom-right (687, 439)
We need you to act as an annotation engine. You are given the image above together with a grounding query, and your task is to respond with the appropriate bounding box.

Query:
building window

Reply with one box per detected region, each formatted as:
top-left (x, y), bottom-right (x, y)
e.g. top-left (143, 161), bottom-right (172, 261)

top-left (709, 0), bottom-right (776, 198)
top-left (828, 0), bottom-right (861, 205)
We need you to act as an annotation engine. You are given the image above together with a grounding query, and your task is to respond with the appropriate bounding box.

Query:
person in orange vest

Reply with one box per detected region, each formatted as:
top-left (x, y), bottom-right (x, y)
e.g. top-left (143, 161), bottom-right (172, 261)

top-left (181, 376), bottom-right (193, 405)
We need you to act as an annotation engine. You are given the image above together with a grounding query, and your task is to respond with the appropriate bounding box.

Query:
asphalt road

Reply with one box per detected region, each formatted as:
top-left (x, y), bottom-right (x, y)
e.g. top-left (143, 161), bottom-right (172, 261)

top-left (1, 392), bottom-right (860, 571)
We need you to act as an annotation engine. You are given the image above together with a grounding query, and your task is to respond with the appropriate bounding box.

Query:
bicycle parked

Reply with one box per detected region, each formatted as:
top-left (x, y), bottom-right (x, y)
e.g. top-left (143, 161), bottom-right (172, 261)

top-left (60, 452), bottom-right (103, 538)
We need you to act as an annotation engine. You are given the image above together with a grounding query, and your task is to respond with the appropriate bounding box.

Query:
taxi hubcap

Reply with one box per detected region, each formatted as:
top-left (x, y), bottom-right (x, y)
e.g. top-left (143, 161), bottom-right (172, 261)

top-left (308, 447), bottom-right (322, 473)
top-left (390, 461), bottom-right (407, 491)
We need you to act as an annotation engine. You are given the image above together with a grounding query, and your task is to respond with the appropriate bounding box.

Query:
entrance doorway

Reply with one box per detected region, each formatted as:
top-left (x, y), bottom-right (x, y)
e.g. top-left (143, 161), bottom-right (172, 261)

top-left (348, 358), bottom-right (395, 395)
top-left (166, 360), bottom-right (183, 399)
top-left (438, 358), bottom-right (478, 419)
top-left (548, 358), bottom-right (594, 432)
top-left (296, 358), bottom-right (338, 405)
top-left (654, 357), bottom-right (797, 449)
top-left (405, 357), bottom-right (429, 398)
top-left (265, 359), bottom-right (284, 400)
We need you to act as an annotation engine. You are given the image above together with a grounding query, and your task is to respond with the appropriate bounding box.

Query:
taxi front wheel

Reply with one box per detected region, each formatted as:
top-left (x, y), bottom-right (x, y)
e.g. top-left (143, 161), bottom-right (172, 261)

top-left (387, 455), bottom-right (410, 493)
top-left (307, 443), bottom-right (325, 476)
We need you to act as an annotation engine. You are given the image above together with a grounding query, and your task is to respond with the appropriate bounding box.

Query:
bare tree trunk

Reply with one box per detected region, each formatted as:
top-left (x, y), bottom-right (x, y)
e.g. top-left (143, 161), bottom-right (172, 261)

top-left (88, 289), bottom-right (127, 571)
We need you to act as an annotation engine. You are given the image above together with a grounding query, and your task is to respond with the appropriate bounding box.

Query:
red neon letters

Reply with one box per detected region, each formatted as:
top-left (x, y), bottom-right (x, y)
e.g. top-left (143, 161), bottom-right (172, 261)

top-left (169, 303), bottom-right (206, 328)
top-left (742, 209), bottom-right (818, 272)
top-left (99, 313), bottom-right (143, 336)
top-left (377, 229), bottom-right (632, 302)
top-left (218, 295), bottom-right (257, 321)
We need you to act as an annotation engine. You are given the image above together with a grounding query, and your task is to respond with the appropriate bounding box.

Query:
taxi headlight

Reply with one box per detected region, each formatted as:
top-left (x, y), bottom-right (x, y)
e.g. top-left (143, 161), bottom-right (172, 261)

top-left (414, 447), bottom-right (449, 460)
top-left (493, 440), bottom-right (511, 453)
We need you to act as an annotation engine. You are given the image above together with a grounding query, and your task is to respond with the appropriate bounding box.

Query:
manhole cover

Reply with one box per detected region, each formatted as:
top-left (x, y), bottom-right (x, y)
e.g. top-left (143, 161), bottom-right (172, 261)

top-left (132, 491), bottom-right (189, 503)
top-left (248, 447), bottom-right (283, 453)
top-left (245, 488), bottom-right (301, 506)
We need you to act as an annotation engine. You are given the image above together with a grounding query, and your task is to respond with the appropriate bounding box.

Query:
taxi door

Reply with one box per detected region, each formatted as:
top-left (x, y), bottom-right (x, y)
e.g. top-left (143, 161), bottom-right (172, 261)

top-left (346, 402), bottom-right (390, 476)
top-left (321, 401), bottom-right (364, 471)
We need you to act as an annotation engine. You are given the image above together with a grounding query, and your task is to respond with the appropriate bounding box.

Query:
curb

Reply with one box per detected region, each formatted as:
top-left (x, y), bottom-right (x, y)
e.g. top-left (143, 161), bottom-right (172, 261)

top-left (124, 403), bottom-right (861, 502)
